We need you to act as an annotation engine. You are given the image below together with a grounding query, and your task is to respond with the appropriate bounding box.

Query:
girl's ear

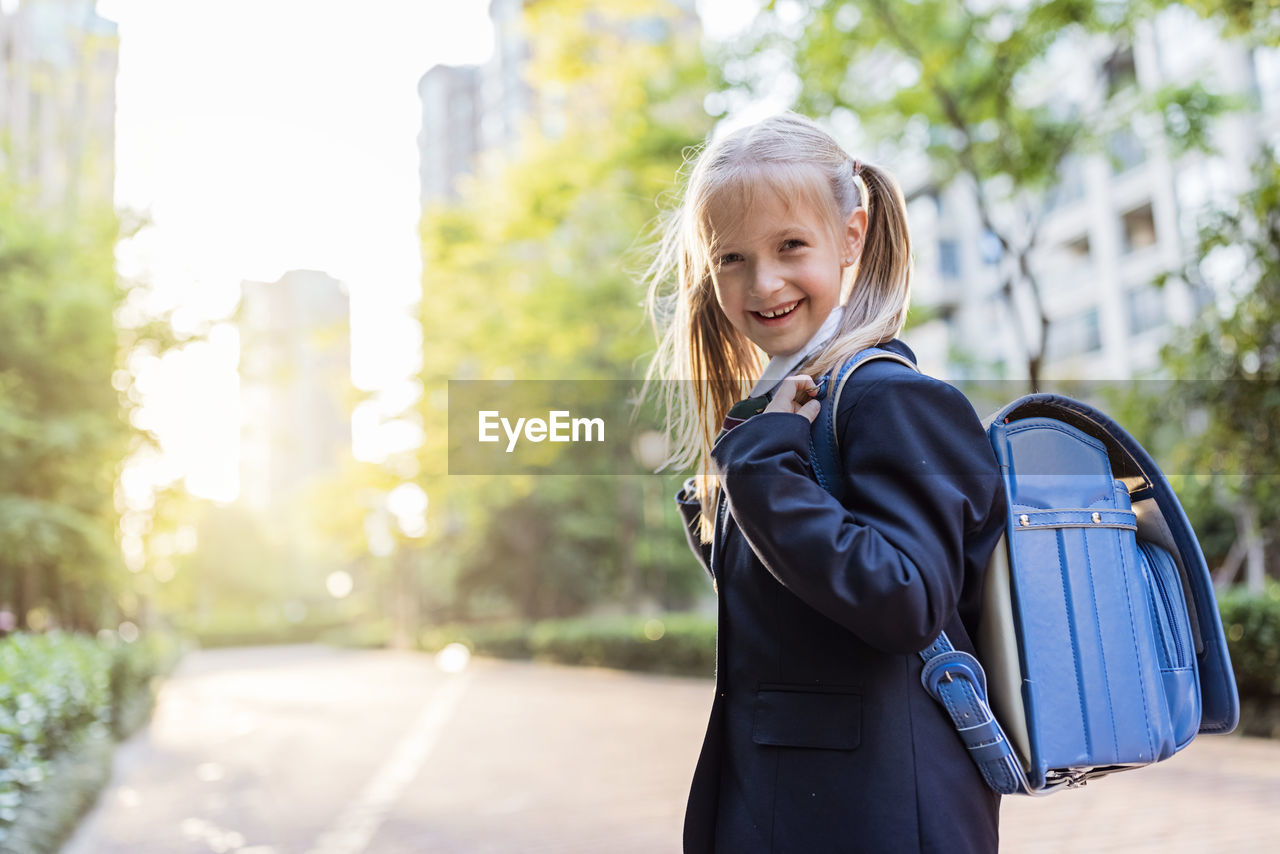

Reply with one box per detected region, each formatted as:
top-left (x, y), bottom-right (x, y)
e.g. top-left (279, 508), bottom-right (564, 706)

top-left (842, 207), bottom-right (868, 266)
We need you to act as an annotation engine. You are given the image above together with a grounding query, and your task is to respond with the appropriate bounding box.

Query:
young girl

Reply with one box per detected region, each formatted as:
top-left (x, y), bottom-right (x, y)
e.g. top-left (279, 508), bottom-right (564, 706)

top-left (643, 113), bottom-right (1006, 853)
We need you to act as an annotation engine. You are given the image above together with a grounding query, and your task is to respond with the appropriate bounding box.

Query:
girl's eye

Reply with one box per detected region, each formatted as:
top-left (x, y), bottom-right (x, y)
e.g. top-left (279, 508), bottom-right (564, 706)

top-left (718, 252), bottom-right (743, 267)
top-left (781, 239), bottom-right (806, 251)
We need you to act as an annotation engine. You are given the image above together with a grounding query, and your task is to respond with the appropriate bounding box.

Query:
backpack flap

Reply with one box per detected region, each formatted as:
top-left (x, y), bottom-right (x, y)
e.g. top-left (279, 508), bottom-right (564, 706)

top-left (987, 394), bottom-right (1239, 741)
top-left (987, 412), bottom-right (1188, 789)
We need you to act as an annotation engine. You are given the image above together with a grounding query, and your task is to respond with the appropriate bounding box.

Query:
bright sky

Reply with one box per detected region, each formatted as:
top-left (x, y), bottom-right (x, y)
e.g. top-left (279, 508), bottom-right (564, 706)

top-left (101, 0), bottom-right (758, 504)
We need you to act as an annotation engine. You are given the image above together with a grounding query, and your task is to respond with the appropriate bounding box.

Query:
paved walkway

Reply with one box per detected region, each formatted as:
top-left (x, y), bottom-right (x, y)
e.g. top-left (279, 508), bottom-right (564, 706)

top-left (1001, 734), bottom-right (1280, 852)
top-left (63, 646), bottom-right (1280, 852)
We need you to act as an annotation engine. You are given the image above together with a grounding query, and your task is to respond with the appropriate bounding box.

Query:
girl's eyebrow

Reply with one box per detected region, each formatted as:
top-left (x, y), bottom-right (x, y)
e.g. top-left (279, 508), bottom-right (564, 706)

top-left (715, 224), bottom-right (815, 251)
top-left (768, 225), bottom-right (815, 242)
top-left (727, 225), bottom-right (814, 245)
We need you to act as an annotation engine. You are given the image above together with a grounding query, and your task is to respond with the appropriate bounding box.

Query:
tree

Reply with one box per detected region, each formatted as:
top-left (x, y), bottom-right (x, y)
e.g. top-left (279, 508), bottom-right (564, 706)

top-left (0, 177), bottom-right (131, 630)
top-left (1177, 0), bottom-right (1280, 45)
top-left (416, 0), bottom-right (714, 619)
top-left (1152, 149), bottom-right (1280, 592)
top-left (730, 0), bottom-right (1228, 387)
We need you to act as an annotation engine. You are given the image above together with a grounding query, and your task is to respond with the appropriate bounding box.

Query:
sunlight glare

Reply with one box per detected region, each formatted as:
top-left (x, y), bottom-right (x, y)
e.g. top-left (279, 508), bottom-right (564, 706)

top-left (434, 642), bottom-right (471, 674)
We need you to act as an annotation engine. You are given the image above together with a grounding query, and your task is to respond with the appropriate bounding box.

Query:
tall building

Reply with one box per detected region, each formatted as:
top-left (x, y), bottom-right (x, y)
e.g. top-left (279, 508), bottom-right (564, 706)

top-left (477, 0), bottom-right (536, 158)
top-left (903, 8), bottom-right (1280, 383)
top-left (416, 0), bottom-right (536, 206)
top-left (417, 64), bottom-right (482, 205)
top-left (0, 0), bottom-right (118, 211)
top-left (416, 0), bottom-right (698, 206)
top-left (239, 270), bottom-right (352, 512)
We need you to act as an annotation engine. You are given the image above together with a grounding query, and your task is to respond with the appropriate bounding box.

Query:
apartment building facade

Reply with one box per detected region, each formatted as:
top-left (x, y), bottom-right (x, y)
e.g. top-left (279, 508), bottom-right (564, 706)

top-left (905, 8), bottom-right (1280, 383)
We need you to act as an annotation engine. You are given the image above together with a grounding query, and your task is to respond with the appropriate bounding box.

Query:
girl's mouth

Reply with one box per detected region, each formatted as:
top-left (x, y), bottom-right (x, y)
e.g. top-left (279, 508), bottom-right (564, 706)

top-left (751, 299), bottom-right (802, 326)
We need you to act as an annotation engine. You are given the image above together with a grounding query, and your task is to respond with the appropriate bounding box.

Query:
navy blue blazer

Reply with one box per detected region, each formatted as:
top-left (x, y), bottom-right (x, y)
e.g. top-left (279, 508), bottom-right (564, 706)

top-left (675, 340), bottom-right (1005, 854)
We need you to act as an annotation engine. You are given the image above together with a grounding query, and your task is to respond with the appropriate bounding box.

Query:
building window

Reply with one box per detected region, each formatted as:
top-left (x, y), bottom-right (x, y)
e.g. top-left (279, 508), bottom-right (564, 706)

top-left (1104, 46), bottom-right (1137, 97)
top-left (1108, 129), bottom-right (1145, 174)
top-left (1046, 155), bottom-right (1086, 212)
top-left (1065, 235), bottom-right (1091, 263)
top-left (1121, 203), bottom-right (1157, 253)
top-left (1046, 307), bottom-right (1102, 361)
top-left (938, 239), bottom-right (961, 279)
top-left (1127, 285), bottom-right (1165, 335)
top-left (1252, 45), bottom-right (1280, 116)
top-left (980, 229), bottom-right (1003, 265)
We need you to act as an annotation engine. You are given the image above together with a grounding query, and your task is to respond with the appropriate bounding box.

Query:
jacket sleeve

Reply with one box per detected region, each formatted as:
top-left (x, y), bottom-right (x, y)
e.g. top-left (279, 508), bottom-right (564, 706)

top-left (710, 372), bottom-right (1001, 653)
top-left (674, 476), bottom-right (715, 586)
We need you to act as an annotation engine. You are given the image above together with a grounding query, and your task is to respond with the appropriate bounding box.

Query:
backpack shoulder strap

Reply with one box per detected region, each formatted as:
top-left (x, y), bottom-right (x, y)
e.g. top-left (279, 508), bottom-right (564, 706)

top-left (807, 348), bottom-right (1030, 795)
top-left (808, 346), bottom-right (918, 504)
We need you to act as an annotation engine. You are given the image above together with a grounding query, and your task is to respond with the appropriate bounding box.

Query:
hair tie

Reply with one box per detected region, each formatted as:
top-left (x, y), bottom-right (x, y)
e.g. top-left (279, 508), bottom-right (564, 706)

top-left (852, 159), bottom-right (864, 177)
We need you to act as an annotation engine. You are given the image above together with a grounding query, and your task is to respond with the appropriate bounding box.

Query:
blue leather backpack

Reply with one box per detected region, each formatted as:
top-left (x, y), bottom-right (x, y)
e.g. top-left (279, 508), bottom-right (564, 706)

top-left (809, 348), bottom-right (1240, 795)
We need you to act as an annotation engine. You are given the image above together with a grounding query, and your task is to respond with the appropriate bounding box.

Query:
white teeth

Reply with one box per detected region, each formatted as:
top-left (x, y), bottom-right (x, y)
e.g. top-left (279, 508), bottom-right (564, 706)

top-left (759, 301), bottom-right (798, 318)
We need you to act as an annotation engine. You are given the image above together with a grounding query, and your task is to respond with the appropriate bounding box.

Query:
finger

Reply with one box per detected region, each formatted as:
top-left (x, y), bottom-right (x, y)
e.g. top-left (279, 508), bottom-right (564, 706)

top-left (793, 387), bottom-right (813, 407)
top-left (790, 375), bottom-right (818, 407)
top-left (797, 397), bottom-right (821, 423)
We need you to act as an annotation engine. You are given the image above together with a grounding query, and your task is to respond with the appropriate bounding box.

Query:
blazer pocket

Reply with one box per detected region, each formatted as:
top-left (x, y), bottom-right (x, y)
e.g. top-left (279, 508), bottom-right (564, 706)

top-left (751, 684), bottom-right (862, 750)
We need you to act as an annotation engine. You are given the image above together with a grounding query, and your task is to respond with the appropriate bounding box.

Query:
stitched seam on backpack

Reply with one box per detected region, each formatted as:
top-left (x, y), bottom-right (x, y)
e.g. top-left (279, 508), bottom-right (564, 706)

top-left (943, 680), bottom-right (1013, 793)
top-left (1005, 419), bottom-right (1108, 456)
top-left (1117, 530), bottom-right (1157, 759)
top-left (809, 430), bottom-right (829, 493)
top-left (1082, 528), bottom-right (1121, 761)
top-left (1014, 523), bottom-right (1137, 531)
top-left (993, 756), bottom-right (1016, 793)
top-left (986, 743), bottom-right (1014, 792)
top-left (1058, 404), bottom-right (1146, 482)
top-left (1055, 528), bottom-right (1091, 756)
top-left (1139, 542), bottom-right (1176, 669)
top-left (1147, 581), bottom-right (1174, 668)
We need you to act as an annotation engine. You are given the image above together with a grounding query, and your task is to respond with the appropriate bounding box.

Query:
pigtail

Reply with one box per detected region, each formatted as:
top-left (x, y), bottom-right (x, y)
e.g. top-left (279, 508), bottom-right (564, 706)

top-left (803, 160), bottom-right (913, 379)
top-left (639, 158), bottom-right (761, 544)
top-left (850, 163), bottom-right (911, 320)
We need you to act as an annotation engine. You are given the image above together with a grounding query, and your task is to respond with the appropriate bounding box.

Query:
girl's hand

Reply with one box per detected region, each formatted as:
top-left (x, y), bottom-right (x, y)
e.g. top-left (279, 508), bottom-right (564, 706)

top-left (765, 374), bottom-right (821, 424)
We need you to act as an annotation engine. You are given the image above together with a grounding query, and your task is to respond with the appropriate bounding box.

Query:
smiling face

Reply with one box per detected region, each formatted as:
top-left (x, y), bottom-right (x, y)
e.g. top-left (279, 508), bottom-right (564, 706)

top-left (707, 172), bottom-right (866, 358)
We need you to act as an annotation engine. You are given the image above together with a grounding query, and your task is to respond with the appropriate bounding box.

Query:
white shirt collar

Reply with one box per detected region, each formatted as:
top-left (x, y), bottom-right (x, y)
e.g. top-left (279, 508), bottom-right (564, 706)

top-left (748, 306), bottom-right (844, 397)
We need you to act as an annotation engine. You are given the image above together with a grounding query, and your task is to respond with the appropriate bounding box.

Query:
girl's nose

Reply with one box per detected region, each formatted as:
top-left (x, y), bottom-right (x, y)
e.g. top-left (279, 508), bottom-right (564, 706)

top-left (750, 263), bottom-right (786, 298)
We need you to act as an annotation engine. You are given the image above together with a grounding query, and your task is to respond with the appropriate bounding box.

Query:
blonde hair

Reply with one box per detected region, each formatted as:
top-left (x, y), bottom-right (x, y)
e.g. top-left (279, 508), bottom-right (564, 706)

top-left (641, 112), bottom-right (913, 542)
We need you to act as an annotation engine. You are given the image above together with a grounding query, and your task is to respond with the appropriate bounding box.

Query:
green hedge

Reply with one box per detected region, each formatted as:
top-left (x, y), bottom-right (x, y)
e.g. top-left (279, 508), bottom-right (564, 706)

top-left (1219, 582), bottom-right (1280, 697)
top-left (419, 588), bottom-right (1280, 737)
top-left (319, 619), bottom-right (395, 650)
top-left (420, 613), bottom-right (717, 677)
top-left (181, 616), bottom-right (353, 650)
top-left (1218, 582), bottom-right (1280, 737)
top-left (0, 631), bottom-right (180, 853)
top-left (0, 634), bottom-right (110, 812)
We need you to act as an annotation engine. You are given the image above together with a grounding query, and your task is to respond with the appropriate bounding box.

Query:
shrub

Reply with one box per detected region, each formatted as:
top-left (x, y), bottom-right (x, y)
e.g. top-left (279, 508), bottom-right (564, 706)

top-left (1218, 582), bottom-right (1280, 699)
top-left (180, 615), bottom-right (351, 650)
top-left (0, 631), bottom-right (180, 851)
top-left (320, 619), bottom-right (394, 650)
top-left (420, 619), bottom-right (534, 659)
top-left (420, 613), bottom-right (716, 677)
top-left (0, 633), bottom-right (112, 825)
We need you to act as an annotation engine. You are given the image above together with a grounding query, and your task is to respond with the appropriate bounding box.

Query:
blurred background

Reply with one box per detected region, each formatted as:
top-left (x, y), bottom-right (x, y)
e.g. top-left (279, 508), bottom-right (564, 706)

top-left (2, 0), bottom-right (1279, 851)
